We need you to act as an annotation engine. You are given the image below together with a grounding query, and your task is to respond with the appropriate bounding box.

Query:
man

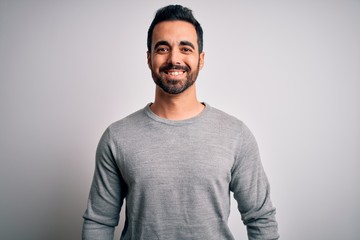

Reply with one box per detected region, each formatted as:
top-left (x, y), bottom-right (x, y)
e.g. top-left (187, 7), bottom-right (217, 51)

top-left (83, 5), bottom-right (279, 240)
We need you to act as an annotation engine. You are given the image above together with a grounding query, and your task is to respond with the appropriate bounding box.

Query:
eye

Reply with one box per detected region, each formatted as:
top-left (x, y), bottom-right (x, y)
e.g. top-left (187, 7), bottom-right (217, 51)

top-left (181, 47), bottom-right (193, 53)
top-left (156, 47), bottom-right (169, 53)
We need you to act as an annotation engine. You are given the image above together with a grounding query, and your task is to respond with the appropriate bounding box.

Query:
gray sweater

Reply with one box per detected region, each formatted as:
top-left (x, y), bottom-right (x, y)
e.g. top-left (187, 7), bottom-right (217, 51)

top-left (82, 103), bottom-right (279, 240)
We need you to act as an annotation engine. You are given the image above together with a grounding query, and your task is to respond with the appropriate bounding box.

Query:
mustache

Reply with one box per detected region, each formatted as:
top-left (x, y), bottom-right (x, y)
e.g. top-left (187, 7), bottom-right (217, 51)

top-left (160, 64), bottom-right (190, 72)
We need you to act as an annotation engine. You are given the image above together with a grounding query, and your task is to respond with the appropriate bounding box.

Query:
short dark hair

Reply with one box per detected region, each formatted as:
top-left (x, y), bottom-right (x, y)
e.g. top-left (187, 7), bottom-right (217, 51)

top-left (147, 5), bottom-right (203, 53)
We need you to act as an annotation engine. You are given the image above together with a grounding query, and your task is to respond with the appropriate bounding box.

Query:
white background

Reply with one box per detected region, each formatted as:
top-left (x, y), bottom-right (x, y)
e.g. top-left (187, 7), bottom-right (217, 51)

top-left (1, 0), bottom-right (359, 239)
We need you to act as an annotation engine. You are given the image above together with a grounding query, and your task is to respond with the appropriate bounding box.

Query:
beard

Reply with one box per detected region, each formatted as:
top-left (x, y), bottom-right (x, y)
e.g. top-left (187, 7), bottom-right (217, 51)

top-left (151, 61), bottom-right (200, 95)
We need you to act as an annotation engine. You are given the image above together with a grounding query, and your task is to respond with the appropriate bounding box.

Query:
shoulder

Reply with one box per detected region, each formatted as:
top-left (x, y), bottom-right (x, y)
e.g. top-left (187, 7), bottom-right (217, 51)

top-left (110, 108), bottom-right (145, 128)
top-left (101, 107), bottom-right (149, 141)
top-left (207, 105), bottom-right (245, 130)
top-left (206, 104), bottom-right (256, 141)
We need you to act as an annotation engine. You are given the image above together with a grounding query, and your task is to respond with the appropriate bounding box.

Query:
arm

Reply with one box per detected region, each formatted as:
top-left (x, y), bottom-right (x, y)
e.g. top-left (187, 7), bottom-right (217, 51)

top-left (82, 128), bottom-right (127, 240)
top-left (230, 124), bottom-right (279, 240)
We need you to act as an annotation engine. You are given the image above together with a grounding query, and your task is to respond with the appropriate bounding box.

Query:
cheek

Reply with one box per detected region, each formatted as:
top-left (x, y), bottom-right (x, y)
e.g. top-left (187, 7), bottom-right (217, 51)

top-left (151, 56), bottom-right (165, 69)
top-left (188, 58), bottom-right (200, 69)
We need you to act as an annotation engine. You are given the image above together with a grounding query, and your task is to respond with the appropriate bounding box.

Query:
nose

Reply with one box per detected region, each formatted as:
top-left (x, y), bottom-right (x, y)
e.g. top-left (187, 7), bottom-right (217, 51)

top-left (167, 49), bottom-right (182, 65)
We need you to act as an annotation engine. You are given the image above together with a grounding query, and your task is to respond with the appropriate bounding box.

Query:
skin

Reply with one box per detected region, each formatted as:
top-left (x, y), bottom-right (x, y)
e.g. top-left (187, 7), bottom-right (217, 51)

top-left (147, 20), bottom-right (205, 120)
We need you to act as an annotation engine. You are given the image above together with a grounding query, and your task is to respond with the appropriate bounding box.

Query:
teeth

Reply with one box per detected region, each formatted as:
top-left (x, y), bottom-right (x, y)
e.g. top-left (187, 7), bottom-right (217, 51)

top-left (168, 71), bottom-right (184, 76)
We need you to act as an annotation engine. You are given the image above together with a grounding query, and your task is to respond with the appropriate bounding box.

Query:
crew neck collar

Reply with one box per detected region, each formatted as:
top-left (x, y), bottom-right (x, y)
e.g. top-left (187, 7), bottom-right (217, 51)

top-left (144, 102), bottom-right (210, 125)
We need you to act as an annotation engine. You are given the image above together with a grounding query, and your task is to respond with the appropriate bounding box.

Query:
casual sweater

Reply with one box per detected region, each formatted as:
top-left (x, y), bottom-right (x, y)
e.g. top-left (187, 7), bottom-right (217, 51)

top-left (82, 103), bottom-right (279, 240)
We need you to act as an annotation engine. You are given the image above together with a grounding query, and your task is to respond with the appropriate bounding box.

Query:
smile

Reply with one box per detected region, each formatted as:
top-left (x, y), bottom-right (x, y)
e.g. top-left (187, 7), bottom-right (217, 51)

top-left (165, 71), bottom-right (185, 76)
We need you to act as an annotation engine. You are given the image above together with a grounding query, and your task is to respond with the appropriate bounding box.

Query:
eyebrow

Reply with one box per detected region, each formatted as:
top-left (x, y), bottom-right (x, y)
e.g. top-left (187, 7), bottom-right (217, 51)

top-left (154, 41), bottom-right (170, 50)
top-left (154, 40), bottom-right (196, 50)
top-left (179, 41), bottom-right (195, 50)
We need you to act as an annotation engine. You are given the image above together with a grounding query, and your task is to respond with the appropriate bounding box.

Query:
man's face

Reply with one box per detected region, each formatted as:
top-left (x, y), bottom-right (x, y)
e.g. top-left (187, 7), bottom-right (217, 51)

top-left (147, 20), bottom-right (204, 95)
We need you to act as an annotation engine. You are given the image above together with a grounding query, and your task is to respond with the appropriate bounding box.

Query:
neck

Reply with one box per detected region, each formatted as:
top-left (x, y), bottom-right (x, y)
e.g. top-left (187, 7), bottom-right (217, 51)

top-left (150, 84), bottom-right (204, 120)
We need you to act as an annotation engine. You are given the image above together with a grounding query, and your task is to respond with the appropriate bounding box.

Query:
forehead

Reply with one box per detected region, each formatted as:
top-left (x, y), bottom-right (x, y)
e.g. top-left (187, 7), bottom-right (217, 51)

top-left (152, 20), bottom-right (198, 48)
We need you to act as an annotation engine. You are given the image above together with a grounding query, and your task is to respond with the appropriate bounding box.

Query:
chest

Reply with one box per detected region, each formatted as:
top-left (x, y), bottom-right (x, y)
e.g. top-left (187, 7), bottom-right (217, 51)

top-left (118, 127), bottom-right (235, 190)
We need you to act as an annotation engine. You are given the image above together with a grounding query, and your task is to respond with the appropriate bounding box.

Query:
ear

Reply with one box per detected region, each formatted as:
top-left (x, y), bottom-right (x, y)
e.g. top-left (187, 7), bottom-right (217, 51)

top-left (147, 51), bottom-right (151, 69)
top-left (199, 51), bottom-right (205, 70)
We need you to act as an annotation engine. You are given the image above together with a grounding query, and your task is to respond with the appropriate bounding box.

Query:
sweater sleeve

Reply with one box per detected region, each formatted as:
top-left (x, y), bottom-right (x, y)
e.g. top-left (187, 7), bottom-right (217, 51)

top-left (230, 124), bottom-right (279, 240)
top-left (82, 127), bottom-right (127, 240)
